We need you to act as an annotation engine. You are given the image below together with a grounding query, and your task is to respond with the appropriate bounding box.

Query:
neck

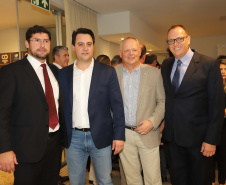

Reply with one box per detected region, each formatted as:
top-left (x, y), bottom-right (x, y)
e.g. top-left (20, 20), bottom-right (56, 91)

top-left (76, 60), bottom-right (92, 71)
top-left (123, 62), bottom-right (140, 74)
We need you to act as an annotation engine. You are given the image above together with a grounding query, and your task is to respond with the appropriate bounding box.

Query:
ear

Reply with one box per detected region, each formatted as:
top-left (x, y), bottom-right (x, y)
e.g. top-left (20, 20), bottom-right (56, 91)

top-left (72, 44), bottom-right (75, 51)
top-left (139, 47), bottom-right (142, 58)
top-left (187, 36), bottom-right (191, 45)
top-left (25, 40), bottom-right (29, 49)
top-left (119, 50), bottom-right (122, 58)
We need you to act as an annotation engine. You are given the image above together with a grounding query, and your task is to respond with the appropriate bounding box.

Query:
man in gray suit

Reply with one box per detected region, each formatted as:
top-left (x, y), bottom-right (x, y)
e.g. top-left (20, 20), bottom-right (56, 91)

top-left (115, 37), bottom-right (165, 185)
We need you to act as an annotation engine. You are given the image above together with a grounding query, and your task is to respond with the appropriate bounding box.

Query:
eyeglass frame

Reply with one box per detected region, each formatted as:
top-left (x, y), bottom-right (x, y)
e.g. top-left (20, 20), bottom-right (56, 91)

top-left (29, 38), bottom-right (50, 45)
top-left (166, 36), bottom-right (188, 45)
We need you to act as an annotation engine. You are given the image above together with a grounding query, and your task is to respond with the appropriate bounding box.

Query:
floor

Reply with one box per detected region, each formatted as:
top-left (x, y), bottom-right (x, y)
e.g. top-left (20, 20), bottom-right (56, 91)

top-left (0, 165), bottom-right (220, 185)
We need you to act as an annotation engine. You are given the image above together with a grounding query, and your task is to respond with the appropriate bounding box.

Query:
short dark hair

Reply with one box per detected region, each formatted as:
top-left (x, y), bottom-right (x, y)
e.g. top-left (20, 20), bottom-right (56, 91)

top-left (218, 55), bottom-right (226, 65)
top-left (140, 43), bottom-right (147, 59)
top-left (111, 55), bottom-right (122, 66)
top-left (72, 28), bottom-right (95, 46)
top-left (52, 46), bottom-right (68, 61)
top-left (168, 24), bottom-right (188, 35)
top-left (145, 54), bottom-right (157, 64)
top-left (96, 54), bottom-right (110, 65)
top-left (26, 25), bottom-right (51, 42)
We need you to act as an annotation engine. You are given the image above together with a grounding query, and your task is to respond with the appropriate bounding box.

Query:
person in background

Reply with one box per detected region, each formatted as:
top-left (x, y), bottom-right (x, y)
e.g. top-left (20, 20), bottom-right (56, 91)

top-left (52, 45), bottom-right (70, 185)
top-left (111, 55), bottom-right (122, 67)
top-left (52, 46), bottom-right (69, 69)
top-left (115, 37), bottom-right (165, 185)
top-left (161, 24), bottom-right (224, 185)
top-left (212, 55), bottom-right (226, 185)
top-left (139, 43), bottom-right (147, 64)
top-left (0, 25), bottom-right (67, 185)
top-left (145, 54), bottom-right (158, 68)
top-left (96, 54), bottom-right (111, 65)
top-left (58, 28), bottom-right (125, 185)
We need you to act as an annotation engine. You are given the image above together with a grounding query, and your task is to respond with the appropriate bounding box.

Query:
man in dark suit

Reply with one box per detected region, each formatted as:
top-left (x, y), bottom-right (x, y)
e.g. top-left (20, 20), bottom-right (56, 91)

top-left (0, 25), bottom-right (67, 185)
top-left (58, 28), bottom-right (125, 185)
top-left (161, 24), bottom-right (225, 185)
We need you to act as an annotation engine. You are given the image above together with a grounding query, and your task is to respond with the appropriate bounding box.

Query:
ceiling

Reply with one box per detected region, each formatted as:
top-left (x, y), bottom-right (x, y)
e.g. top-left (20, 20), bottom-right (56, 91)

top-left (75, 0), bottom-right (226, 37)
top-left (1, 0), bottom-right (226, 51)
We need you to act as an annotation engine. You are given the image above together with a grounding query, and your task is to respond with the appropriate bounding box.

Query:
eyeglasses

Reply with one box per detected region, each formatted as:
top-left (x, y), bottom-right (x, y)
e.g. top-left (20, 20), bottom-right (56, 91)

top-left (30, 38), bottom-right (50, 45)
top-left (166, 36), bottom-right (188, 45)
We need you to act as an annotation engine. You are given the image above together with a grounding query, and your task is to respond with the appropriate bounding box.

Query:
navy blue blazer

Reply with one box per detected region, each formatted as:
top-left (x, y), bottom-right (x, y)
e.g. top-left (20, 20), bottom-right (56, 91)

top-left (58, 60), bottom-right (125, 149)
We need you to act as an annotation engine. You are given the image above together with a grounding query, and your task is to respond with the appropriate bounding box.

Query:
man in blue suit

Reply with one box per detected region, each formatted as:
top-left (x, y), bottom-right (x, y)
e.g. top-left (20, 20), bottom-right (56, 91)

top-left (58, 28), bottom-right (125, 185)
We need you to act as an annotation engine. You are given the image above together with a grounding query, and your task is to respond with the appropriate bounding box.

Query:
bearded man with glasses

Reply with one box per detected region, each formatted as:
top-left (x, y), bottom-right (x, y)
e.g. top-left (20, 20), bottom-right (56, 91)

top-left (161, 24), bottom-right (225, 185)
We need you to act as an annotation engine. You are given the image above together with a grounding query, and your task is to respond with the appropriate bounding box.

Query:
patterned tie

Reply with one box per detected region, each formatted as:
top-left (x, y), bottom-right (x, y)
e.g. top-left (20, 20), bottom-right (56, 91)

top-left (172, 60), bottom-right (182, 92)
top-left (41, 64), bottom-right (58, 129)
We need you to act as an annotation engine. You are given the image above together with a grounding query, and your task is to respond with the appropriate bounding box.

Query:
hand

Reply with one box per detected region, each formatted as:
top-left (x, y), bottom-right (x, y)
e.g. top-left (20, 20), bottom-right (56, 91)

top-left (200, 142), bottom-right (216, 157)
top-left (112, 140), bottom-right (124, 155)
top-left (0, 151), bottom-right (18, 173)
top-left (134, 120), bottom-right (153, 135)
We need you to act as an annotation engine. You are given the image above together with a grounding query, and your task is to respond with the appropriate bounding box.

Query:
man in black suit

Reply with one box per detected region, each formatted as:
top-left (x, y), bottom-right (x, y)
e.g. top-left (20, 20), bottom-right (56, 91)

top-left (161, 24), bottom-right (224, 185)
top-left (0, 25), bottom-right (67, 185)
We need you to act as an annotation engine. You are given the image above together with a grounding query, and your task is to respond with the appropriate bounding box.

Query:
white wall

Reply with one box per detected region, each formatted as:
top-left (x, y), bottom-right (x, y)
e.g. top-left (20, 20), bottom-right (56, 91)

top-left (0, 28), bottom-right (19, 53)
top-left (191, 34), bottom-right (226, 58)
top-left (97, 38), bottom-right (120, 60)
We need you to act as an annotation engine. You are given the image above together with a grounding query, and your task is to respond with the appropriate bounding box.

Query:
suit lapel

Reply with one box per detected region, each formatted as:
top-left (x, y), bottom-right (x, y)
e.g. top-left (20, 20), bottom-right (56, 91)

top-left (166, 58), bottom-right (175, 93)
top-left (137, 64), bottom-right (147, 109)
top-left (116, 65), bottom-right (124, 101)
top-left (21, 58), bottom-right (46, 101)
top-left (178, 52), bottom-right (199, 92)
top-left (88, 60), bottom-right (99, 102)
top-left (67, 65), bottom-right (74, 106)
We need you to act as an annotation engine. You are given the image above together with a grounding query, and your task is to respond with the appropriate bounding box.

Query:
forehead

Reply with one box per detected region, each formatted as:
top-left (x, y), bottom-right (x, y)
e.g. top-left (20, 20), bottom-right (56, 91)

top-left (31, 32), bottom-right (49, 39)
top-left (168, 27), bottom-right (187, 39)
top-left (76, 33), bottom-right (93, 43)
top-left (122, 39), bottom-right (139, 50)
top-left (220, 62), bottom-right (226, 67)
top-left (60, 49), bottom-right (68, 55)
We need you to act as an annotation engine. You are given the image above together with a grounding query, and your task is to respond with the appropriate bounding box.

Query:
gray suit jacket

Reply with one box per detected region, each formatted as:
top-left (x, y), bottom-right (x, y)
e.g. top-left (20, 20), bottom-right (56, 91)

top-left (115, 64), bottom-right (165, 149)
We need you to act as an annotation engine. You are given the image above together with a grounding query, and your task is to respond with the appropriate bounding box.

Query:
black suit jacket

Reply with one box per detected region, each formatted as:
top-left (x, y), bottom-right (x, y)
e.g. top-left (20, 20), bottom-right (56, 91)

top-left (161, 51), bottom-right (224, 147)
top-left (0, 57), bottom-right (67, 163)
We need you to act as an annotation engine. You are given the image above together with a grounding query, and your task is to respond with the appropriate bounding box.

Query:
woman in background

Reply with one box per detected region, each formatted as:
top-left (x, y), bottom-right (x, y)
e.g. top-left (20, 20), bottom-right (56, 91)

top-left (212, 55), bottom-right (226, 185)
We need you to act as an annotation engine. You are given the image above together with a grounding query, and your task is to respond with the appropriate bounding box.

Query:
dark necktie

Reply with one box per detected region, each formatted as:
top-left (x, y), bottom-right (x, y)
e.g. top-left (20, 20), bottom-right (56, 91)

top-left (41, 64), bottom-right (58, 129)
top-left (172, 60), bottom-right (182, 92)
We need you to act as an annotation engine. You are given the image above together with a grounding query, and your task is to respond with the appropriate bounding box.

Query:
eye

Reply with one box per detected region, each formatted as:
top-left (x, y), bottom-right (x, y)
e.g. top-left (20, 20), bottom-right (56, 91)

top-left (34, 38), bottom-right (40, 42)
top-left (43, 40), bottom-right (50, 44)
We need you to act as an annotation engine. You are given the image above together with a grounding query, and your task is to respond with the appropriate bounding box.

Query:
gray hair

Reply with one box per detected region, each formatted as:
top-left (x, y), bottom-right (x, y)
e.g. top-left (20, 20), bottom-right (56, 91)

top-left (52, 46), bottom-right (68, 61)
top-left (120, 37), bottom-right (140, 51)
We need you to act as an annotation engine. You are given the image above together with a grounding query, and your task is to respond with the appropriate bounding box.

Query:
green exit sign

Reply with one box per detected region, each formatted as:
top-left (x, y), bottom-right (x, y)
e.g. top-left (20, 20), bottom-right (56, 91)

top-left (31, 0), bottom-right (50, 11)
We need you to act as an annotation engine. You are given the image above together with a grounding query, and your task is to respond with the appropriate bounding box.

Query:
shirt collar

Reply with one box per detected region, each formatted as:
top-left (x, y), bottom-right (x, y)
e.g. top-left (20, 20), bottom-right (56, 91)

top-left (73, 58), bottom-right (94, 71)
top-left (123, 63), bottom-right (141, 74)
top-left (53, 62), bottom-right (62, 69)
top-left (27, 54), bottom-right (47, 70)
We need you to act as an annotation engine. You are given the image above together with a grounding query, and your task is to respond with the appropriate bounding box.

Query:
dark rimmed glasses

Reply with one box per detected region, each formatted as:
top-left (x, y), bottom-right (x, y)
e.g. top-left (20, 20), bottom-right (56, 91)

top-left (166, 36), bottom-right (188, 45)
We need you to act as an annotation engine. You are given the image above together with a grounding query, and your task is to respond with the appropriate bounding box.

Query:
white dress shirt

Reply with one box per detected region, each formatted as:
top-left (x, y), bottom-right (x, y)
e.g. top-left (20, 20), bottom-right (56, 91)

top-left (72, 58), bottom-right (94, 129)
top-left (27, 54), bottom-right (60, 132)
top-left (53, 62), bottom-right (62, 69)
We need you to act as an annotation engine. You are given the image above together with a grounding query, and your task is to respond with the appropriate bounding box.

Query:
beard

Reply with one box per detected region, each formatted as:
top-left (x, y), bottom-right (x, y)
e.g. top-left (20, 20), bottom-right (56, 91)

top-left (29, 48), bottom-right (49, 60)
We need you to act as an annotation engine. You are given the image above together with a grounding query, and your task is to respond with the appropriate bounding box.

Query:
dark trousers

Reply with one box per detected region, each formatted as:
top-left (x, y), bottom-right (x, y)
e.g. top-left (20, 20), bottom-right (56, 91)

top-left (212, 122), bottom-right (226, 184)
top-left (14, 131), bottom-right (62, 185)
top-left (165, 142), bottom-right (213, 185)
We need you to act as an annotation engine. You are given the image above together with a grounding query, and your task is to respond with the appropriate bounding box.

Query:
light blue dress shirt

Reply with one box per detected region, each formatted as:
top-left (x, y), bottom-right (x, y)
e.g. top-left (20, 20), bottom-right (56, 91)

top-left (123, 65), bottom-right (141, 127)
top-left (170, 48), bottom-right (194, 85)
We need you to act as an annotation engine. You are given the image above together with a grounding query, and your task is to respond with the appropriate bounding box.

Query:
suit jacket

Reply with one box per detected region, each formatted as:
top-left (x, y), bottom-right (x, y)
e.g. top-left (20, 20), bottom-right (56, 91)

top-left (0, 57), bottom-right (67, 163)
top-left (58, 60), bottom-right (125, 149)
top-left (115, 64), bottom-right (165, 149)
top-left (161, 51), bottom-right (224, 147)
